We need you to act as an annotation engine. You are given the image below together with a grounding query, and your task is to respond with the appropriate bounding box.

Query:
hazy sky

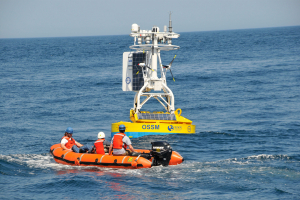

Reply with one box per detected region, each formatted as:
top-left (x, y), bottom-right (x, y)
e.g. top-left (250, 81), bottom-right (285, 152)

top-left (1, 0), bottom-right (300, 38)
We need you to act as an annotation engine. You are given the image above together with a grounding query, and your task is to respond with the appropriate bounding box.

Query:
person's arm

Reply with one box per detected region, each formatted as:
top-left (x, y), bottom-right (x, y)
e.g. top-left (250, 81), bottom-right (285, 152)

top-left (109, 143), bottom-right (113, 155)
top-left (75, 141), bottom-right (83, 147)
top-left (124, 136), bottom-right (135, 152)
top-left (61, 143), bottom-right (71, 151)
top-left (128, 144), bottom-right (135, 153)
top-left (61, 138), bottom-right (71, 150)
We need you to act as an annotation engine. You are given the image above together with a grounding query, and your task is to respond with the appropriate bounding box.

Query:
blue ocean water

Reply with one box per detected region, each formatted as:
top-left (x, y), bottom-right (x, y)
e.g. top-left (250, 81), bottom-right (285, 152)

top-left (1, 26), bottom-right (300, 199)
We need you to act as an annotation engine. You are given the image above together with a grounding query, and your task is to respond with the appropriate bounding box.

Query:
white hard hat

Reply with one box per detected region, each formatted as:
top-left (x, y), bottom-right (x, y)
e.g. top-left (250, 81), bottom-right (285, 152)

top-left (97, 132), bottom-right (105, 139)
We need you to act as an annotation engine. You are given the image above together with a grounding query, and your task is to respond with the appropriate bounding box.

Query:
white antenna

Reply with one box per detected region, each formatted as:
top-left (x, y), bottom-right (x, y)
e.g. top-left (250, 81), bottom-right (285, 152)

top-left (169, 11), bottom-right (173, 33)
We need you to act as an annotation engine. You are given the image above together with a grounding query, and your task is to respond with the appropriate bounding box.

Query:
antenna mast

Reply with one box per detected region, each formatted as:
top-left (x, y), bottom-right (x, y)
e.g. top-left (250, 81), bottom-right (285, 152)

top-left (169, 11), bottom-right (173, 33)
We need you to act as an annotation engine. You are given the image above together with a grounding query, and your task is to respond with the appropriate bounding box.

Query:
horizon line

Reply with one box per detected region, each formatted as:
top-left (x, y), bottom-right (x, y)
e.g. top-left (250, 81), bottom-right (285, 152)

top-left (1, 25), bottom-right (299, 40)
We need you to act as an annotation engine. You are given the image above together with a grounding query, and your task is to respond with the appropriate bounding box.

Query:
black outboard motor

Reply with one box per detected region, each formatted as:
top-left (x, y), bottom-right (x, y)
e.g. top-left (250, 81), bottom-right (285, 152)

top-left (151, 141), bottom-right (172, 167)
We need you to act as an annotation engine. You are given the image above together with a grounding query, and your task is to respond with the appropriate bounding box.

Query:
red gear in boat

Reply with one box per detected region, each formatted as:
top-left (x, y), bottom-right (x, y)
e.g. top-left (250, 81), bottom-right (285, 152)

top-left (61, 136), bottom-right (75, 149)
top-left (112, 133), bottom-right (128, 150)
top-left (94, 139), bottom-right (105, 154)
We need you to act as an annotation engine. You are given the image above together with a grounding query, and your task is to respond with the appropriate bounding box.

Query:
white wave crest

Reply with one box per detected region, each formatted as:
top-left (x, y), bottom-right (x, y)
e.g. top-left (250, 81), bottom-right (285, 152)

top-left (244, 154), bottom-right (290, 160)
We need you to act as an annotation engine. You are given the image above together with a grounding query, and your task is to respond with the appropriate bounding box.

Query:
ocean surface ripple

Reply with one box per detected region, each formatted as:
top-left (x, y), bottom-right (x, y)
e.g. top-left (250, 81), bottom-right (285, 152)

top-left (0, 26), bottom-right (300, 199)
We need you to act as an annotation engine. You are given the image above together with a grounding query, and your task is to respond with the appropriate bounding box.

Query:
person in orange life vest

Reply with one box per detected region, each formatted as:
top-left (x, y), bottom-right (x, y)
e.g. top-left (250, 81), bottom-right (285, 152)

top-left (91, 132), bottom-right (110, 154)
top-left (109, 124), bottom-right (135, 156)
top-left (61, 127), bottom-right (90, 153)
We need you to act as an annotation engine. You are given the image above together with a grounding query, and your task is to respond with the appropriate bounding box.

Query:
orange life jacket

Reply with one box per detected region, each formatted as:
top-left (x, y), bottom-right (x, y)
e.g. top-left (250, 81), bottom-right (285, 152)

top-left (94, 139), bottom-right (105, 154)
top-left (112, 133), bottom-right (128, 150)
top-left (61, 136), bottom-right (75, 149)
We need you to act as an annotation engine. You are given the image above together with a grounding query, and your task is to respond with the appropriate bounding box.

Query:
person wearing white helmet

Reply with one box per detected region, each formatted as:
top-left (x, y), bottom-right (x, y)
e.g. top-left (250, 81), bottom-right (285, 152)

top-left (93, 132), bottom-right (106, 154)
top-left (89, 131), bottom-right (110, 154)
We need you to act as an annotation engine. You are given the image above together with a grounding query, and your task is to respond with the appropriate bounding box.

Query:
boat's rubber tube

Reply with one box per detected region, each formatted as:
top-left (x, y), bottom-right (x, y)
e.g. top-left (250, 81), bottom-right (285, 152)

top-left (50, 144), bottom-right (152, 169)
top-left (50, 144), bottom-right (183, 169)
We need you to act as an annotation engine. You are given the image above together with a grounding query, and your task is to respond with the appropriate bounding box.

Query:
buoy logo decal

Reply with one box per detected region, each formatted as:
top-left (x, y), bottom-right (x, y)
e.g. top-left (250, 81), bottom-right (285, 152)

top-left (126, 77), bottom-right (131, 84)
top-left (168, 125), bottom-right (174, 131)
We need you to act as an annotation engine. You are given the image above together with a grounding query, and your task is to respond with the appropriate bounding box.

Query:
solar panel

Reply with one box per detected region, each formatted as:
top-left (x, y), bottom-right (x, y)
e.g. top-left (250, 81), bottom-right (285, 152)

top-left (132, 52), bottom-right (146, 91)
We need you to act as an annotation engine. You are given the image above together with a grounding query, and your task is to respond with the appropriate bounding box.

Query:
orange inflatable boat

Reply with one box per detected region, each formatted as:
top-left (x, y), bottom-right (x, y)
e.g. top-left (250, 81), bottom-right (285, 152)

top-left (50, 141), bottom-right (184, 169)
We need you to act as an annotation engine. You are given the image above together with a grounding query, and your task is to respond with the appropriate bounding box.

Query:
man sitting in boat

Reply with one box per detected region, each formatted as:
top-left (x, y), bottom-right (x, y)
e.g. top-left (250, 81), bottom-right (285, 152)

top-left (61, 127), bottom-right (91, 153)
top-left (90, 132), bottom-right (110, 154)
top-left (109, 124), bottom-right (135, 156)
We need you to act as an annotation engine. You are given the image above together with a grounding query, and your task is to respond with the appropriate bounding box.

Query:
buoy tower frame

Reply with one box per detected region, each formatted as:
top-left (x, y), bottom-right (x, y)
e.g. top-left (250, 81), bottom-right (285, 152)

top-left (129, 24), bottom-right (179, 114)
top-left (112, 13), bottom-right (196, 138)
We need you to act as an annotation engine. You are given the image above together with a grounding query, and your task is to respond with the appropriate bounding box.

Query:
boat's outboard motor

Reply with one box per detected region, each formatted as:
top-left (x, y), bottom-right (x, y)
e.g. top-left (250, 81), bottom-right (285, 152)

top-left (151, 141), bottom-right (172, 166)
